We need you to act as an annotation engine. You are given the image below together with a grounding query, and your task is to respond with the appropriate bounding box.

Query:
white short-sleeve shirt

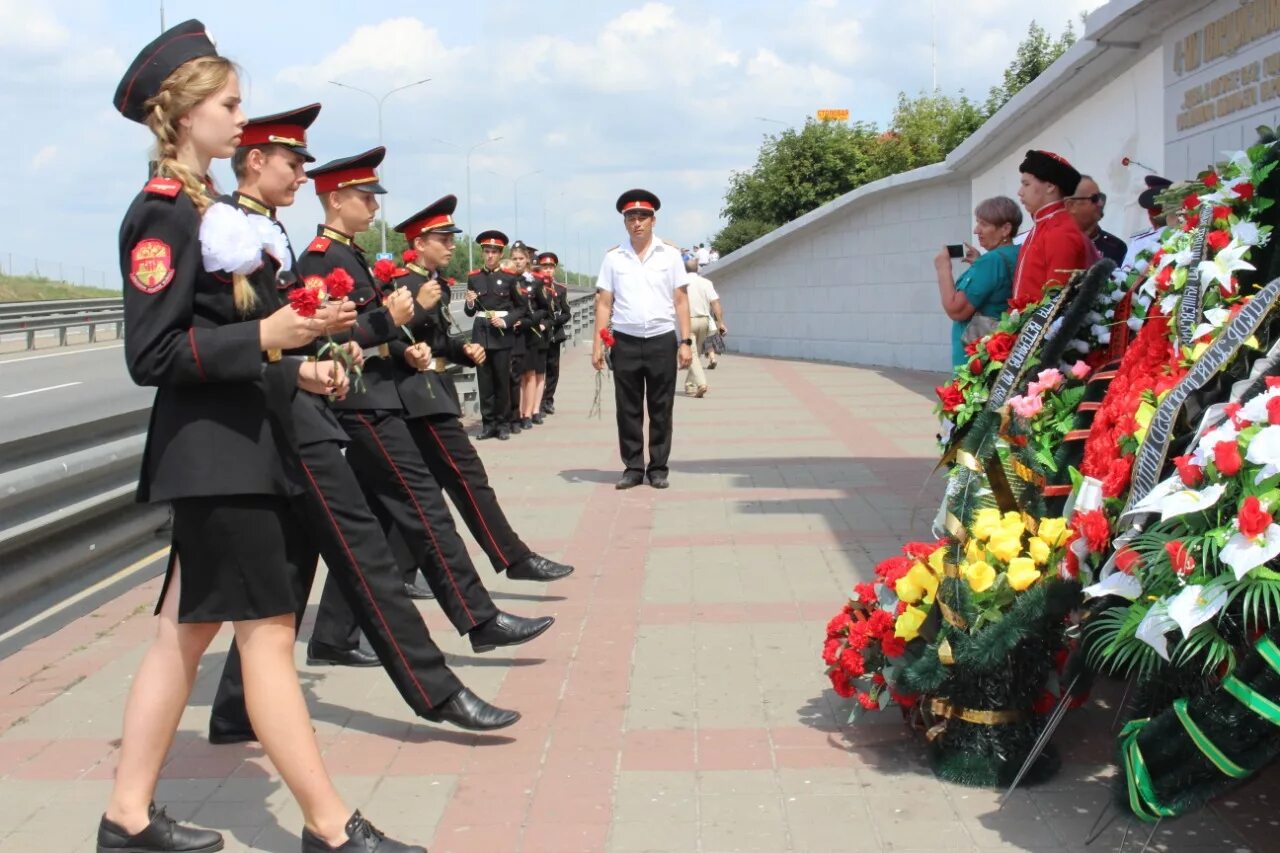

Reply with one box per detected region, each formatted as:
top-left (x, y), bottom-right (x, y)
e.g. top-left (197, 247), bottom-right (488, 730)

top-left (685, 273), bottom-right (719, 319)
top-left (597, 236), bottom-right (688, 338)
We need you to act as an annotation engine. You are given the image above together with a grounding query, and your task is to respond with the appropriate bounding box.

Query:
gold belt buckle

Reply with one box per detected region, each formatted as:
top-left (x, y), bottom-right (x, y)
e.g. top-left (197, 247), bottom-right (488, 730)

top-left (378, 343), bottom-right (391, 358)
top-left (433, 357), bottom-right (447, 373)
top-left (266, 348), bottom-right (282, 363)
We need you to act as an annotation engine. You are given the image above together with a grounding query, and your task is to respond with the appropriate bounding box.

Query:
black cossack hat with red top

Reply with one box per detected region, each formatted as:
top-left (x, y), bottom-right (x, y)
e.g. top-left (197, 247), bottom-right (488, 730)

top-left (114, 19), bottom-right (219, 123)
top-left (1018, 150), bottom-right (1081, 197)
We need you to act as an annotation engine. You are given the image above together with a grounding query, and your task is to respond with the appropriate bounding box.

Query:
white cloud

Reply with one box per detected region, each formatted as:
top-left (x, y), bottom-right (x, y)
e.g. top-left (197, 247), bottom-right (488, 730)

top-left (276, 17), bottom-right (470, 91)
top-left (30, 145), bottom-right (57, 171)
top-left (0, 1), bottom-right (68, 51)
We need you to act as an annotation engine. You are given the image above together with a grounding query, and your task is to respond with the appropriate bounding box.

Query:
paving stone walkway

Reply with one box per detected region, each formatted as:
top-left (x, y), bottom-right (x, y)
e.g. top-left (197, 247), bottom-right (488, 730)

top-left (0, 348), bottom-right (1275, 852)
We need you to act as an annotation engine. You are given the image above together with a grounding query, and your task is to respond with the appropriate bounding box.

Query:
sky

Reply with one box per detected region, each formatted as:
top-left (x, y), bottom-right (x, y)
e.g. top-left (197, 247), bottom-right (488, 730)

top-left (0, 0), bottom-right (1102, 287)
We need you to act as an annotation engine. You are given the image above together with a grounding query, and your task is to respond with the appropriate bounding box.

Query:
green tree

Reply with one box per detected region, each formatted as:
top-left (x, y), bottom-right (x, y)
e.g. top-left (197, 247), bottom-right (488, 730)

top-left (984, 19), bottom-right (1078, 115)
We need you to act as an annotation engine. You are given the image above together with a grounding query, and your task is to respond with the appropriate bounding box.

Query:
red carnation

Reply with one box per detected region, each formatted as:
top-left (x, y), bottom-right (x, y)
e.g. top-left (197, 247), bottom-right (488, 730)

top-left (1267, 396), bottom-right (1280, 425)
top-left (1154, 265), bottom-right (1173, 290)
top-left (599, 328), bottom-right (616, 348)
top-left (875, 555), bottom-right (912, 586)
top-left (867, 608), bottom-right (894, 635)
top-left (964, 340), bottom-right (979, 356)
top-left (1183, 192), bottom-right (1202, 210)
top-left (1165, 540), bottom-right (1196, 576)
top-left (1072, 509), bottom-right (1111, 554)
top-left (1225, 402), bottom-right (1244, 428)
top-left (903, 540), bottom-right (946, 561)
top-left (839, 647), bottom-right (865, 677)
top-left (880, 634), bottom-right (906, 658)
top-left (829, 669), bottom-right (855, 698)
top-left (1115, 547), bottom-right (1143, 574)
top-left (1174, 454), bottom-right (1204, 487)
top-left (1207, 230), bottom-right (1231, 252)
top-left (936, 382), bottom-right (965, 413)
top-left (856, 691), bottom-right (878, 710)
top-left (1183, 213), bottom-right (1201, 231)
top-left (854, 582), bottom-right (877, 603)
top-left (1212, 205), bottom-right (1232, 222)
top-left (984, 332), bottom-right (1015, 363)
top-left (1236, 182), bottom-right (1255, 201)
top-left (372, 258), bottom-right (398, 283)
top-left (825, 612), bottom-right (851, 638)
top-left (288, 286), bottom-right (321, 317)
top-left (324, 267), bottom-right (355, 301)
top-left (1214, 439), bottom-right (1243, 477)
top-left (1238, 496), bottom-right (1274, 539)
top-left (1269, 377), bottom-right (1280, 389)
top-left (822, 638), bottom-right (840, 665)
top-left (1203, 171), bottom-right (1220, 188)
top-left (402, 249), bottom-right (418, 263)
top-left (1032, 691), bottom-right (1057, 715)
top-left (889, 688), bottom-right (918, 708)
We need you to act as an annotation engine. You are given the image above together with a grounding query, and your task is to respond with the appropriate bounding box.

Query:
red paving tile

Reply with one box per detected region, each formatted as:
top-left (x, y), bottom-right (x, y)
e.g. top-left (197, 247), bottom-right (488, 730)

top-left (620, 729), bottom-right (696, 771)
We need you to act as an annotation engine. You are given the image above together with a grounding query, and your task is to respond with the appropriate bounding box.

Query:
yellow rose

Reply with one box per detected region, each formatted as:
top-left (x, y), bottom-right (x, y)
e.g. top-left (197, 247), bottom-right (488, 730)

top-left (965, 538), bottom-right (985, 563)
top-left (999, 511), bottom-right (1025, 537)
top-left (895, 562), bottom-right (939, 605)
top-left (963, 560), bottom-right (996, 593)
top-left (1028, 536), bottom-right (1051, 566)
top-left (1037, 517), bottom-right (1069, 547)
top-left (928, 546), bottom-right (947, 575)
top-left (895, 605), bottom-right (928, 641)
top-left (987, 534), bottom-right (1023, 563)
top-left (1006, 556), bottom-right (1041, 591)
top-left (972, 508), bottom-right (1002, 541)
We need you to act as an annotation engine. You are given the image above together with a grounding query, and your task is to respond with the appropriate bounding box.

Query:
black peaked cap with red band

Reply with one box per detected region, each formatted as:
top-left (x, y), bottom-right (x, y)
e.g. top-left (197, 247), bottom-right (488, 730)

top-left (1018, 150), bottom-right (1081, 197)
top-left (239, 104), bottom-right (321, 163)
top-left (1138, 175), bottom-right (1174, 211)
top-left (536, 251), bottom-right (559, 266)
top-left (476, 229), bottom-right (509, 248)
top-left (307, 147), bottom-right (387, 194)
top-left (616, 188), bottom-right (661, 214)
top-left (395, 195), bottom-right (463, 240)
top-left (114, 19), bottom-right (218, 123)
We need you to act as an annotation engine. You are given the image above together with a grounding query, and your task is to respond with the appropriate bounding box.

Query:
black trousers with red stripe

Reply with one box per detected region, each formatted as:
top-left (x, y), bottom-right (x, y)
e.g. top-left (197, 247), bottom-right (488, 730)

top-left (321, 409), bottom-right (498, 638)
top-left (543, 341), bottom-right (562, 408)
top-left (209, 437), bottom-right (464, 730)
top-left (406, 414), bottom-right (532, 574)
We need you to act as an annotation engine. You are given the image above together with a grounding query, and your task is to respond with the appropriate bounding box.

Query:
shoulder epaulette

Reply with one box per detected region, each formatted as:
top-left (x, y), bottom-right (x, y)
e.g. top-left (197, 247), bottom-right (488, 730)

top-left (392, 267), bottom-right (412, 279)
top-left (306, 236), bottom-right (331, 255)
top-left (467, 268), bottom-right (482, 276)
top-left (143, 177), bottom-right (182, 198)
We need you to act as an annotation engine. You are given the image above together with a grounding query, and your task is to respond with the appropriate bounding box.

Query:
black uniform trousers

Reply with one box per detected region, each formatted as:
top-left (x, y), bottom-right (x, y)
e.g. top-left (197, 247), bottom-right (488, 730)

top-left (314, 410), bottom-right (499, 644)
top-left (476, 349), bottom-right (512, 430)
top-left (612, 330), bottom-right (678, 478)
top-left (509, 350), bottom-right (524, 422)
top-left (407, 414), bottom-right (533, 572)
top-left (543, 342), bottom-right (562, 408)
top-left (209, 437), bottom-right (464, 731)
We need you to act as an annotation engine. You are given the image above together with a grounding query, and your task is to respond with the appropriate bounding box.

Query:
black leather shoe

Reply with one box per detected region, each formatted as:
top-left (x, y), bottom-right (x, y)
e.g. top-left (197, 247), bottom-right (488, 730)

top-left (616, 472), bottom-right (644, 490)
top-left (509, 420), bottom-right (522, 434)
top-left (300, 810), bottom-right (426, 852)
top-left (403, 580), bottom-right (435, 600)
top-left (98, 804), bottom-right (223, 852)
top-left (307, 641), bottom-right (380, 668)
top-left (470, 612), bottom-right (555, 652)
top-left (497, 426), bottom-right (510, 440)
top-left (506, 554), bottom-right (574, 582)
top-left (477, 425), bottom-right (496, 441)
top-left (531, 413), bottom-right (544, 425)
top-left (423, 687), bottom-right (520, 730)
top-left (208, 717), bottom-right (256, 746)
top-left (648, 474), bottom-right (670, 489)
top-left (543, 402), bottom-right (555, 414)
top-left (521, 417), bottom-right (534, 429)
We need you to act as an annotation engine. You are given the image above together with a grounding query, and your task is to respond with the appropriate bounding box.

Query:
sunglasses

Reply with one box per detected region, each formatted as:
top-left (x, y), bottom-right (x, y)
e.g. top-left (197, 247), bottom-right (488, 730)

top-left (1068, 193), bottom-right (1106, 205)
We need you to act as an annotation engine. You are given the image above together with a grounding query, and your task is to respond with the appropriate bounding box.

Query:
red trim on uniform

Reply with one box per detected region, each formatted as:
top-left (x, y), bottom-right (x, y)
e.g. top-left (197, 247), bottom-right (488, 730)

top-left (477, 238), bottom-right (506, 248)
top-left (621, 199), bottom-right (655, 212)
top-left (404, 214), bottom-right (455, 242)
top-left (423, 420), bottom-right (509, 565)
top-left (300, 460), bottom-right (436, 709)
top-left (119, 32), bottom-right (209, 118)
top-left (240, 122), bottom-right (307, 149)
top-left (143, 177), bottom-right (182, 197)
top-left (187, 328), bottom-right (206, 381)
top-left (353, 413), bottom-right (478, 627)
top-left (313, 167), bottom-right (378, 194)
top-left (307, 236), bottom-right (331, 254)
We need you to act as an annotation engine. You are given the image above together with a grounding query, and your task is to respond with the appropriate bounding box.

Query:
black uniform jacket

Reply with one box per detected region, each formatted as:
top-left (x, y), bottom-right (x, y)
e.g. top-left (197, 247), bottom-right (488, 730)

top-left (519, 276), bottom-right (553, 352)
top-left (464, 266), bottom-right (526, 350)
top-left (551, 283), bottom-right (571, 344)
top-left (120, 180), bottom-right (302, 502)
top-left (390, 264), bottom-right (475, 419)
top-left (295, 227), bottom-right (404, 412)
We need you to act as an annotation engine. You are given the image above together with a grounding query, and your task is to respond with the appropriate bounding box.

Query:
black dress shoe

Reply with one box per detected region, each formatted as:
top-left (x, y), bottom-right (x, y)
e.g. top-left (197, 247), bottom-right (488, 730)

top-left (497, 426), bottom-right (510, 440)
top-left (98, 804), bottom-right (223, 852)
top-left (477, 426), bottom-right (496, 441)
top-left (423, 687), bottom-right (520, 730)
top-left (208, 717), bottom-right (256, 745)
top-left (543, 402), bottom-right (555, 414)
top-left (506, 554), bottom-right (574, 582)
top-left (402, 580), bottom-right (435, 600)
top-left (469, 611), bottom-right (555, 652)
top-left (531, 413), bottom-right (544, 425)
top-left (616, 472), bottom-right (644, 490)
top-left (300, 810), bottom-right (426, 852)
top-left (521, 417), bottom-right (534, 429)
top-left (307, 641), bottom-right (380, 667)
top-left (648, 475), bottom-right (670, 489)
top-left (509, 420), bottom-right (522, 434)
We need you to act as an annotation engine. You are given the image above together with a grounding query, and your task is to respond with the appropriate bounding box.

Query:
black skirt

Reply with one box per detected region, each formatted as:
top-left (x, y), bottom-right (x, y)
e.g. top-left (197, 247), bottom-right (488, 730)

top-left (156, 495), bottom-right (312, 623)
top-left (522, 346), bottom-right (547, 374)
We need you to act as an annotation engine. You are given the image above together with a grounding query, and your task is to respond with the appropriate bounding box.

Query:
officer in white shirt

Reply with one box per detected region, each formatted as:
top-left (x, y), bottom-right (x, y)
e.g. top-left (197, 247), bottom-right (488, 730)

top-left (592, 189), bottom-right (693, 490)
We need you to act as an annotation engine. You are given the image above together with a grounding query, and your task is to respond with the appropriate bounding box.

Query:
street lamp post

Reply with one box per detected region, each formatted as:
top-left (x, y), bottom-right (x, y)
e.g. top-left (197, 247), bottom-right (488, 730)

top-left (513, 169), bottom-right (542, 239)
top-left (327, 78), bottom-right (431, 254)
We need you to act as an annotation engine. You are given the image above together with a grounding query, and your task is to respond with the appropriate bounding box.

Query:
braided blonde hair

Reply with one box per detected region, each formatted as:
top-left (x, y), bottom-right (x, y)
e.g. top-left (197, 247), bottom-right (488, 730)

top-left (144, 56), bottom-right (257, 313)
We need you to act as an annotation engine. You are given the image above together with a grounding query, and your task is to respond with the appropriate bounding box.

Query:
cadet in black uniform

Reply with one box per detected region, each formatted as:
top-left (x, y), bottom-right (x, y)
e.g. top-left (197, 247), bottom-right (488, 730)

top-left (388, 197), bottom-right (574, 583)
top-left (298, 152), bottom-right (553, 657)
top-left (466, 231), bottom-right (524, 439)
top-left (539, 251), bottom-right (571, 415)
top-left (102, 21), bottom-right (423, 853)
top-left (514, 246), bottom-right (553, 428)
top-left (507, 241), bottom-right (540, 432)
top-left (206, 113), bottom-right (520, 749)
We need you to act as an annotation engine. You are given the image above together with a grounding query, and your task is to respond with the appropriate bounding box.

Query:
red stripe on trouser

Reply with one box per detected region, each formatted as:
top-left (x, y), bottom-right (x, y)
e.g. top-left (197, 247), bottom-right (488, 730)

top-left (300, 460), bottom-right (435, 709)
top-left (423, 420), bottom-right (509, 566)
top-left (354, 413), bottom-right (477, 626)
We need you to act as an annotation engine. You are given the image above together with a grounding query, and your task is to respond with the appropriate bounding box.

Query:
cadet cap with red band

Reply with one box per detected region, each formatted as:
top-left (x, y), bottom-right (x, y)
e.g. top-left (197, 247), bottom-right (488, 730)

top-left (113, 19), bottom-right (219, 123)
top-left (394, 195), bottom-right (463, 240)
top-left (239, 104), bottom-right (321, 163)
top-left (615, 188), bottom-right (661, 215)
top-left (475, 230), bottom-right (509, 248)
top-left (536, 251), bottom-right (559, 266)
top-left (306, 146), bottom-right (387, 194)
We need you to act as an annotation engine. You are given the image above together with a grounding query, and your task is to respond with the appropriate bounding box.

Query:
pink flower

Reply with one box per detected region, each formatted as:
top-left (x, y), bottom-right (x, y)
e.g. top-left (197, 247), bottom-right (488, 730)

top-left (1031, 368), bottom-right (1064, 395)
top-left (1070, 360), bottom-right (1092, 380)
top-left (1009, 393), bottom-right (1044, 419)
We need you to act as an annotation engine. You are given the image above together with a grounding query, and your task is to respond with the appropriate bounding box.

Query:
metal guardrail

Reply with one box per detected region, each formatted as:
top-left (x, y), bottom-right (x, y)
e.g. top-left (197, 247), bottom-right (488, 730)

top-left (0, 310), bottom-right (125, 349)
top-left (0, 298), bottom-right (122, 320)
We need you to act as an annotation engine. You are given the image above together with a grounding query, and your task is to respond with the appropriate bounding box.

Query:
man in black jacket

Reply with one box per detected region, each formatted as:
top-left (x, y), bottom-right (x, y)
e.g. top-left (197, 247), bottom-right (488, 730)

top-left (538, 251), bottom-right (571, 415)
top-left (466, 231), bottom-right (524, 439)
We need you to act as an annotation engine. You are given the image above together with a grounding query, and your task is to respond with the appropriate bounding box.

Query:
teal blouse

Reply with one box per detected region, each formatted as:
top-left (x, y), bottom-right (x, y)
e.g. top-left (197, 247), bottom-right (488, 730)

top-left (951, 243), bottom-right (1019, 366)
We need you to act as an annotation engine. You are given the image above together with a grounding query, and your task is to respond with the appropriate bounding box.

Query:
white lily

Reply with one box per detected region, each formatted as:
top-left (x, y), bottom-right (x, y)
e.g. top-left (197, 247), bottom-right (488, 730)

top-left (1172, 246), bottom-right (1195, 269)
top-left (1160, 293), bottom-right (1179, 315)
top-left (1136, 601), bottom-right (1177, 661)
top-left (1083, 572), bottom-right (1144, 601)
top-left (1221, 523), bottom-right (1280, 580)
top-left (1246, 424), bottom-right (1280, 483)
top-left (1232, 220), bottom-right (1263, 247)
top-left (1191, 306), bottom-right (1231, 341)
top-left (1157, 482), bottom-right (1228, 521)
top-left (1167, 584), bottom-right (1228, 637)
top-left (1197, 422), bottom-right (1240, 457)
top-left (1131, 476), bottom-right (1182, 515)
top-left (1240, 389), bottom-right (1280, 424)
top-left (1198, 241), bottom-right (1254, 296)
